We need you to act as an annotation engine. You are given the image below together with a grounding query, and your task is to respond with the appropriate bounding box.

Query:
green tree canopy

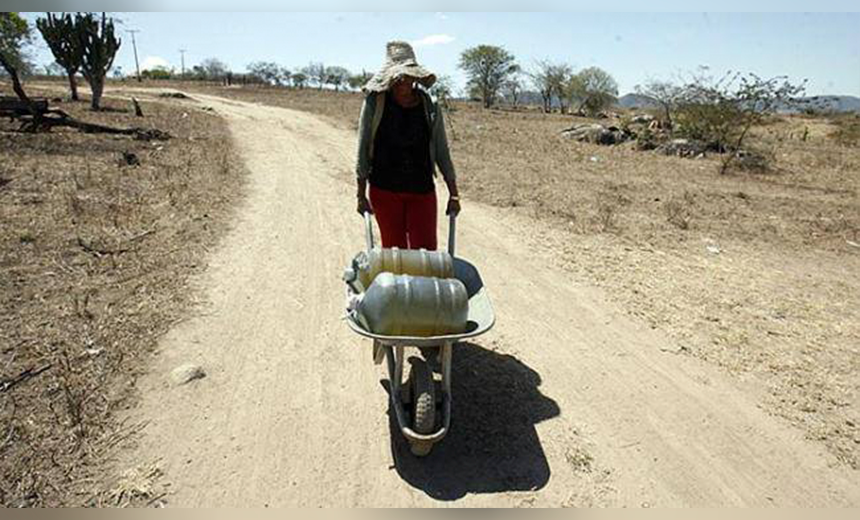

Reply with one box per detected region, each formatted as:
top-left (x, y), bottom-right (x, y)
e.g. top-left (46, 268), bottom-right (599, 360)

top-left (303, 62), bottom-right (326, 89)
top-left (458, 45), bottom-right (518, 108)
top-left (324, 66), bottom-right (350, 91)
top-left (567, 66), bottom-right (619, 116)
top-left (36, 13), bottom-right (85, 100)
top-left (291, 72), bottom-right (308, 89)
top-left (0, 12), bottom-right (32, 73)
top-left (199, 57), bottom-right (229, 79)
top-left (348, 70), bottom-right (372, 91)
top-left (247, 61), bottom-right (282, 85)
top-left (76, 12), bottom-right (121, 110)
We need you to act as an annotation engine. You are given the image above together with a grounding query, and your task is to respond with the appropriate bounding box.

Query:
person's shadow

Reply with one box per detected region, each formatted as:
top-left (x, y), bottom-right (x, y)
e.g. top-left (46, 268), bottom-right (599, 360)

top-left (384, 341), bottom-right (559, 501)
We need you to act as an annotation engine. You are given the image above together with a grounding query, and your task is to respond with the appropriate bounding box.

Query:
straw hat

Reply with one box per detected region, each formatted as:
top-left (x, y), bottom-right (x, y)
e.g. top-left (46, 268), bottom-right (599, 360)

top-left (362, 41), bottom-right (436, 93)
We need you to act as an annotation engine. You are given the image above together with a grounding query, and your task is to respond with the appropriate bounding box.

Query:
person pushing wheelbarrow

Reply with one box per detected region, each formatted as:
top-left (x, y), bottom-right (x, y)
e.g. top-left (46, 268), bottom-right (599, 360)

top-left (355, 40), bottom-right (461, 248)
top-left (344, 41), bottom-right (494, 457)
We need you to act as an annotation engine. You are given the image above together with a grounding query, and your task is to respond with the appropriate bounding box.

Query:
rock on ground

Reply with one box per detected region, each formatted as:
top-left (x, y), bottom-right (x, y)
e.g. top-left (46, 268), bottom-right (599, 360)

top-left (170, 364), bottom-right (206, 386)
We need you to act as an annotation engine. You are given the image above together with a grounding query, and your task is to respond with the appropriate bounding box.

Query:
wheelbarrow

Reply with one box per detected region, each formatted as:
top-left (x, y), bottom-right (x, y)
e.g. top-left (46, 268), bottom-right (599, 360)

top-left (344, 212), bottom-right (495, 456)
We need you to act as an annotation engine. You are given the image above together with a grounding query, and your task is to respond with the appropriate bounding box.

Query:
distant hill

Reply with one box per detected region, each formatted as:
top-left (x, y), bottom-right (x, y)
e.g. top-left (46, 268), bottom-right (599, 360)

top-left (789, 95), bottom-right (860, 114)
top-left (616, 93), bottom-right (660, 110)
top-left (615, 92), bottom-right (860, 114)
top-left (461, 90), bottom-right (860, 114)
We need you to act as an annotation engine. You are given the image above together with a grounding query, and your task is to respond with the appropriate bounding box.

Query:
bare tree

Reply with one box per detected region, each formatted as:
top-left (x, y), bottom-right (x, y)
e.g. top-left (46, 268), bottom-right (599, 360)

top-left (674, 69), bottom-right (806, 173)
top-left (199, 58), bottom-right (228, 80)
top-left (530, 60), bottom-right (570, 113)
top-left (501, 73), bottom-right (524, 107)
top-left (291, 71), bottom-right (307, 89)
top-left (325, 66), bottom-right (350, 91)
top-left (304, 62), bottom-right (327, 90)
top-left (279, 66), bottom-right (292, 87)
top-left (529, 60), bottom-right (554, 113)
top-left (348, 69), bottom-right (372, 91)
top-left (247, 61), bottom-right (282, 85)
top-left (429, 74), bottom-right (453, 102)
top-left (635, 79), bottom-right (683, 128)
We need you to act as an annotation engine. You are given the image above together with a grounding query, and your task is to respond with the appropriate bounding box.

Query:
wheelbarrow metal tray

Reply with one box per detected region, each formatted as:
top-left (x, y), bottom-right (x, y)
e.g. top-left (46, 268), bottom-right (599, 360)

top-left (346, 257), bottom-right (495, 346)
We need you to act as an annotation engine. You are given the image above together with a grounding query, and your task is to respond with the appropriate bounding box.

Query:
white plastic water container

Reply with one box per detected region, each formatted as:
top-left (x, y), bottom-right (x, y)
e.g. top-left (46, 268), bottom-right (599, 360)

top-left (356, 247), bottom-right (454, 291)
top-left (357, 272), bottom-right (468, 337)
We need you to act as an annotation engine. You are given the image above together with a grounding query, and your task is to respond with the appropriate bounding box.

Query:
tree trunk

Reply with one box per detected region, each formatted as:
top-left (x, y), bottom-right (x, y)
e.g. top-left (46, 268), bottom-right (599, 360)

top-left (0, 54), bottom-right (31, 104)
top-left (67, 71), bottom-right (80, 101)
top-left (0, 54), bottom-right (42, 127)
top-left (90, 76), bottom-right (104, 110)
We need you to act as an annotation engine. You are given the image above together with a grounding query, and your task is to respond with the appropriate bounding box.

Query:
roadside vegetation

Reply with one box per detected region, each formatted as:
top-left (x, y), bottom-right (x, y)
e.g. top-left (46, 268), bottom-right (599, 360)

top-left (2, 12), bottom-right (246, 506)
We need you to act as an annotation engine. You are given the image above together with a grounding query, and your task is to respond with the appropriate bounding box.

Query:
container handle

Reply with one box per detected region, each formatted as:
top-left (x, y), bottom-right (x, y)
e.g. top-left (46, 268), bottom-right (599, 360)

top-left (448, 213), bottom-right (457, 257)
top-left (364, 211), bottom-right (374, 252)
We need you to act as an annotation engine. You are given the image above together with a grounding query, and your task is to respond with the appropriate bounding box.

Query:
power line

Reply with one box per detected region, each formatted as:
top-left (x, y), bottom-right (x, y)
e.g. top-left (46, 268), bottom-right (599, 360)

top-left (126, 29), bottom-right (141, 82)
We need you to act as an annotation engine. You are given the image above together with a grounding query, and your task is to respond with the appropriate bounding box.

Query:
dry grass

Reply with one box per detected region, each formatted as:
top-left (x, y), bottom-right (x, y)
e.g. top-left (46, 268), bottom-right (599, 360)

top-left (829, 113), bottom-right (860, 148)
top-left (0, 82), bottom-right (244, 506)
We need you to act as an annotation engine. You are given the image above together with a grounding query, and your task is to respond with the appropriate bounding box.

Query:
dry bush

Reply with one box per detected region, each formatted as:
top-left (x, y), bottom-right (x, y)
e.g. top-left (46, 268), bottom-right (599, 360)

top-left (595, 190), bottom-right (626, 232)
top-left (664, 191), bottom-right (695, 230)
top-left (0, 88), bottom-right (244, 506)
top-left (732, 146), bottom-right (775, 173)
top-left (829, 114), bottom-right (860, 147)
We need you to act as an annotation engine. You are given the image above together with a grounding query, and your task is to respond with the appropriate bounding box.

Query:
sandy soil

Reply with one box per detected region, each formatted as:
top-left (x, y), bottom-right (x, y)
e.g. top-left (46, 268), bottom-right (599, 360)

top-left (117, 92), bottom-right (860, 507)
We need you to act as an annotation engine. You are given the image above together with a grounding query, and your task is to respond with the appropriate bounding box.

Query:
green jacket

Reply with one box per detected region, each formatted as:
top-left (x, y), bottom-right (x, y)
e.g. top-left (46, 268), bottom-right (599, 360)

top-left (355, 90), bottom-right (456, 184)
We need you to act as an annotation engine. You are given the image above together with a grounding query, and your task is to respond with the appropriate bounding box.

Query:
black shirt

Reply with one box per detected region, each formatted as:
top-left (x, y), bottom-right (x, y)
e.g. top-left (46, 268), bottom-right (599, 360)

top-left (370, 93), bottom-right (434, 194)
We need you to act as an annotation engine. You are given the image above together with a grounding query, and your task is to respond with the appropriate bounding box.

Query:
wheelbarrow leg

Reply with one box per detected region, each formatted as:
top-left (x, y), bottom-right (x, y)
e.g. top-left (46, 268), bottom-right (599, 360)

top-left (384, 345), bottom-right (406, 402)
top-left (440, 341), bottom-right (453, 397)
top-left (372, 339), bottom-right (385, 365)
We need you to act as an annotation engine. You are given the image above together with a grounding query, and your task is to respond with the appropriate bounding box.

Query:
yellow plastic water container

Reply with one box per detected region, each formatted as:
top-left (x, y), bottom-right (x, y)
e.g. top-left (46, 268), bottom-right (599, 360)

top-left (356, 247), bottom-right (454, 291)
top-left (357, 272), bottom-right (469, 337)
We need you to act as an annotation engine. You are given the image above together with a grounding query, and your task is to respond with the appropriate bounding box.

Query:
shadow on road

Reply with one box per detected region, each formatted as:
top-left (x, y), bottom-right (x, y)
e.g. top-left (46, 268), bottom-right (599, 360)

top-left (385, 341), bottom-right (559, 501)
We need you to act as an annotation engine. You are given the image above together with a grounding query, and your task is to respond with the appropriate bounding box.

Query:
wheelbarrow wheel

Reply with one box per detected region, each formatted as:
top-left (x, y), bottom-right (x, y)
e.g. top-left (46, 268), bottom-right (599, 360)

top-left (409, 358), bottom-right (436, 436)
top-left (410, 440), bottom-right (433, 457)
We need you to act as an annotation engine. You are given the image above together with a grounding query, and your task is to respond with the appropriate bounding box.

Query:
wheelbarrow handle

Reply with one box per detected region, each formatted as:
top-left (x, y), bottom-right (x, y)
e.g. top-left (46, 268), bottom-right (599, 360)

top-left (447, 213), bottom-right (456, 257)
top-left (364, 211), bottom-right (374, 252)
top-left (363, 211), bottom-right (457, 256)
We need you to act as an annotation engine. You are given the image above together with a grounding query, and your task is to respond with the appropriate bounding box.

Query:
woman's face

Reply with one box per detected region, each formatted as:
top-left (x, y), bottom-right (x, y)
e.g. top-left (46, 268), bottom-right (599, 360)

top-left (392, 76), bottom-right (416, 97)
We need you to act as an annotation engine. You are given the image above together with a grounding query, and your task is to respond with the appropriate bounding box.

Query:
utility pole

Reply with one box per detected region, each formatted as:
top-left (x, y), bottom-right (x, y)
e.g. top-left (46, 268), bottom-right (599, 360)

top-left (179, 49), bottom-right (186, 77)
top-left (126, 29), bottom-right (141, 82)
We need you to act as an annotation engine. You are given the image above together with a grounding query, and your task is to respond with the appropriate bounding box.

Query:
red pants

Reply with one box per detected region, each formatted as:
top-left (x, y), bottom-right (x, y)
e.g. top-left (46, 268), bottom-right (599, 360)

top-left (369, 186), bottom-right (437, 250)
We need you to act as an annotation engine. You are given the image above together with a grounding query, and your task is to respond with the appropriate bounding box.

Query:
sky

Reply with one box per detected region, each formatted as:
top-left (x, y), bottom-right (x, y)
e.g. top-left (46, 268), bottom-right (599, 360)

top-left (19, 11), bottom-right (860, 97)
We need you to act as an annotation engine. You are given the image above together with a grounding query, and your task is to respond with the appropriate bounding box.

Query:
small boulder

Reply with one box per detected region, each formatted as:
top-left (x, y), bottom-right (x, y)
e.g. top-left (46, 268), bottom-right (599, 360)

top-left (561, 123), bottom-right (632, 145)
top-left (630, 114), bottom-right (654, 125)
top-left (171, 364), bottom-right (206, 386)
top-left (657, 138), bottom-right (708, 158)
top-left (158, 91), bottom-right (190, 99)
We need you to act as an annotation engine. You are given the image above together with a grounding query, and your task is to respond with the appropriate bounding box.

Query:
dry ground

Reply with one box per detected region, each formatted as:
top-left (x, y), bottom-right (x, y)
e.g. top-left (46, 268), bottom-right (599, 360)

top-left (172, 82), bottom-right (860, 469)
top-left (0, 82), bottom-right (244, 506)
top-left (116, 91), bottom-right (860, 506)
top-left (3, 79), bottom-right (858, 505)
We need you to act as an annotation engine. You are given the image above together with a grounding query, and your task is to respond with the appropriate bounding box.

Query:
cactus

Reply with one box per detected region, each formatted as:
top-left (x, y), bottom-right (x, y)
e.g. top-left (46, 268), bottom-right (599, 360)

top-left (76, 12), bottom-right (120, 110)
top-left (36, 13), bottom-right (83, 101)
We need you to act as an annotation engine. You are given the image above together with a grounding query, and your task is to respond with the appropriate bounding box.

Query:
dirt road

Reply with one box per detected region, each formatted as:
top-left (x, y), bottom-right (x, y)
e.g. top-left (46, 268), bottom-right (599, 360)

top-left (122, 92), bottom-right (860, 507)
